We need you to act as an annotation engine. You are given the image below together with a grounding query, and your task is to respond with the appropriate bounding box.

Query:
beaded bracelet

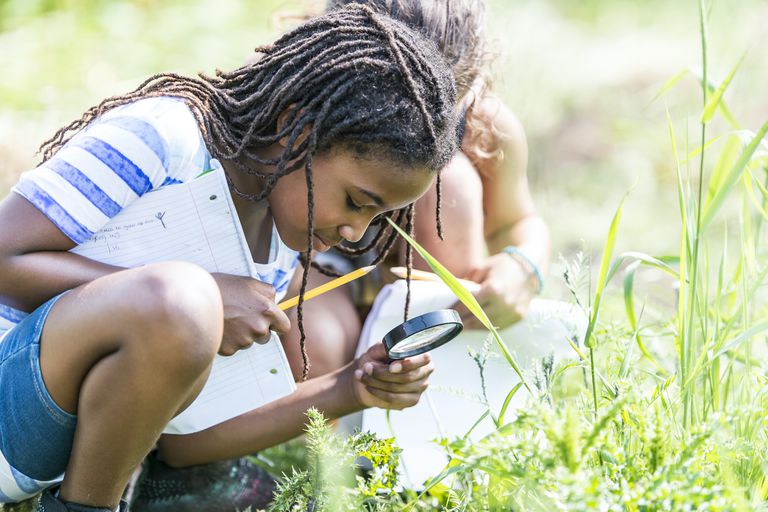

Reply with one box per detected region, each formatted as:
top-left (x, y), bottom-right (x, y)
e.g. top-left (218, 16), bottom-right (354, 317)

top-left (502, 246), bottom-right (544, 294)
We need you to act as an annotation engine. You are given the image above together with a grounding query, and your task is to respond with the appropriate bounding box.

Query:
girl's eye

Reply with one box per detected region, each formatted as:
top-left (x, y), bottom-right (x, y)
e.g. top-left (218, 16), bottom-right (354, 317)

top-left (346, 195), bottom-right (362, 212)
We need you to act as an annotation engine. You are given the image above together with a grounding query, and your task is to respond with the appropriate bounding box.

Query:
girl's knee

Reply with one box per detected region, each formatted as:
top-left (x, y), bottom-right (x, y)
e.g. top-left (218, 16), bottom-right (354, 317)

top-left (122, 262), bottom-right (223, 371)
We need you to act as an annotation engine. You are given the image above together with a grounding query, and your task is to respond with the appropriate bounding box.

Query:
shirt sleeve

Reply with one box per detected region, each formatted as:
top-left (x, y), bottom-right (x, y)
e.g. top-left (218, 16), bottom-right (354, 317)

top-left (12, 97), bottom-right (205, 244)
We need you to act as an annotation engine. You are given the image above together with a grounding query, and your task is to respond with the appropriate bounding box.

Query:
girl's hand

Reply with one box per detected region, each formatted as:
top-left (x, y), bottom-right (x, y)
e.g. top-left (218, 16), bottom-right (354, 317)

top-left (455, 253), bottom-right (538, 329)
top-left (351, 343), bottom-right (433, 410)
top-left (211, 273), bottom-right (291, 356)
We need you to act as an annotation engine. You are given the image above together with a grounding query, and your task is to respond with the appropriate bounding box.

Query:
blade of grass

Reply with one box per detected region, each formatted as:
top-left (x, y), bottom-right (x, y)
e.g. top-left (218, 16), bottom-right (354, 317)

top-left (683, 133), bottom-right (724, 165)
top-left (667, 108), bottom-right (690, 420)
top-left (565, 335), bottom-right (618, 398)
top-left (605, 251), bottom-right (679, 285)
top-left (402, 463), bottom-right (469, 511)
top-left (495, 382), bottom-right (524, 427)
top-left (584, 192), bottom-right (629, 348)
top-left (682, 0), bottom-right (710, 427)
top-left (386, 217), bottom-right (531, 392)
top-left (463, 410), bottom-right (490, 439)
top-left (621, 263), bottom-right (667, 375)
top-left (743, 168), bottom-right (768, 226)
top-left (701, 121), bottom-right (768, 232)
top-left (648, 68), bottom-right (689, 106)
top-left (701, 53), bottom-right (746, 123)
top-left (710, 320), bottom-right (768, 360)
top-left (704, 134), bottom-right (743, 206)
top-left (584, 193), bottom-right (628, 417)
top-left (689, 67), bottom-right (742, 130)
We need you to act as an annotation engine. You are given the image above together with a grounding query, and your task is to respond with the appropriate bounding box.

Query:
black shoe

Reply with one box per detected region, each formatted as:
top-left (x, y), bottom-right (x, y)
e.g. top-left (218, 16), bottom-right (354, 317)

top-left (130, 452), bottom-right (275, 512)
top-left (37, 487), bottom-right (128, 512)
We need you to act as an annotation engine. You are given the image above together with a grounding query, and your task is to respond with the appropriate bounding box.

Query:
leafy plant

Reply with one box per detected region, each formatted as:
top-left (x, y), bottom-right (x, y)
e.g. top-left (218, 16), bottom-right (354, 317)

top-left (268, 409), bottom-right (406, 512)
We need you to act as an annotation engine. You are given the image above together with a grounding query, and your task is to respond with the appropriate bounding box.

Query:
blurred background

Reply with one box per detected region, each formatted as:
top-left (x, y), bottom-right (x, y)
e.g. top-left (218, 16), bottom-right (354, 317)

top-left (1, 0), bottom-right (766, 289)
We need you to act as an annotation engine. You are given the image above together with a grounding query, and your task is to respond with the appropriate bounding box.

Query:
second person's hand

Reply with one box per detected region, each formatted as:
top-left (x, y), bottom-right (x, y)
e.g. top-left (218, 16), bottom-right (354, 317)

top-left (454, 253), bottom-right (538, 330)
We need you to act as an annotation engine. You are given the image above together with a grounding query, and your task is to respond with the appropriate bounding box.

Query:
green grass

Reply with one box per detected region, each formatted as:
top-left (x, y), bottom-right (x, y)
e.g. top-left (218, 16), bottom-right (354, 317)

top-left (266, 1), bottom-right (768, 509)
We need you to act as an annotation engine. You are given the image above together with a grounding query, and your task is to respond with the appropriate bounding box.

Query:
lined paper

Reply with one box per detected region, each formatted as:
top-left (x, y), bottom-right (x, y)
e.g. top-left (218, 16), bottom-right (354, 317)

top-left (71, 164), bottom-right (296, 434)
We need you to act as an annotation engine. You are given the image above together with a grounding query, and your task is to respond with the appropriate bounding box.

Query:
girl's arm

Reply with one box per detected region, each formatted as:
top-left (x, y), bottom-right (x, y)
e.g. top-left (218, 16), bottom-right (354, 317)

top-left (155, 343), bottom-right (433, 467)
top-left (0, 193), bottom-right (116, 312)
top-left (464, 94), bottom-right (550, 327)
top-left (0, 192), bottom-right (289, 355)
top-left (471, 93), bottom-right (550, 269)
top-left (413, 93), bottom-right (550, 328)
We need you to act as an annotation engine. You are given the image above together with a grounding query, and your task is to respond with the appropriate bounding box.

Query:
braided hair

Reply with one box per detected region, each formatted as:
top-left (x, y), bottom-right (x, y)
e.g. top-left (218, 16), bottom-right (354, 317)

top-left (39, 4), bottom-right (458, 379)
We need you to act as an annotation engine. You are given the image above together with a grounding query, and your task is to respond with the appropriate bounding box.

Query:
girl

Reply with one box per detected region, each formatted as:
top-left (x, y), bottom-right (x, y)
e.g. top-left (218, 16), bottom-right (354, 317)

top-left (0, 5), bottom-right (457, 511)
top-left (283, 0), bottom-right (551, 379)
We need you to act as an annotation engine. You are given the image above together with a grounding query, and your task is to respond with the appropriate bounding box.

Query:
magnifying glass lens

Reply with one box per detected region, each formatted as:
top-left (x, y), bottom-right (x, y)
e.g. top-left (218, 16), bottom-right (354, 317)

top-left (388, 324), bottom-right (456, 357)
top-left (382, 309), bottom-right (464, 359)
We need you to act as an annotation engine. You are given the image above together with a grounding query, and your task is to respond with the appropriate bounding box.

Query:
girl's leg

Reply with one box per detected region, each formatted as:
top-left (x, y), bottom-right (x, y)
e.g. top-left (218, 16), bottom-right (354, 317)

top-left (129, 267), bottom-right (360, 511)
top-left (38, 262), bottom-right (223, 508)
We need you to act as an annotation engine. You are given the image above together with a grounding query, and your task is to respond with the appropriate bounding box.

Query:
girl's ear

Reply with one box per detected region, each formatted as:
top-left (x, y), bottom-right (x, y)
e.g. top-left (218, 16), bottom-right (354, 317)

top-left (276, 107), bottom-right (312, 149)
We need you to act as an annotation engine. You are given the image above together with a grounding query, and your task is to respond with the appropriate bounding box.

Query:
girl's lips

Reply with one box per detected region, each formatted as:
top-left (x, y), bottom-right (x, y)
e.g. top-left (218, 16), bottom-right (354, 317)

top-left (313, 234), bottom-right (331, 252)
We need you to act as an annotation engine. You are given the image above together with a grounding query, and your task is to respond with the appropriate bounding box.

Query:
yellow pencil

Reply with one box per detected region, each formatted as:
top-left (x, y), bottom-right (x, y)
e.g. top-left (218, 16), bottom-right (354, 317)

top-left (389, 266), bottom-right (479, 289)
top-left (277, 265), bottom-right (376, 310)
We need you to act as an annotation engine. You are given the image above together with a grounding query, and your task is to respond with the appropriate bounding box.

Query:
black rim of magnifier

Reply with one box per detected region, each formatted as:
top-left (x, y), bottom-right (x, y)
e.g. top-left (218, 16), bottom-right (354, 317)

top-left (382, 309), bottom-right (464, 359)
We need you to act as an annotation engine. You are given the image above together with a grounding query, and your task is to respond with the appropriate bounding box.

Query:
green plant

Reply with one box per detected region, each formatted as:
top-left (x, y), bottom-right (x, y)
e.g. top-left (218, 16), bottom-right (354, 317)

top-left (268, 409), bottom-right (406, 512)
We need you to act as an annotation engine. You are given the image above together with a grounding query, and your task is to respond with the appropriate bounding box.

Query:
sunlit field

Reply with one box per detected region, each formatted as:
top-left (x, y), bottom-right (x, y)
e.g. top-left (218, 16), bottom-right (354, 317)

top-left (2, 0), bottom-right (768, 509)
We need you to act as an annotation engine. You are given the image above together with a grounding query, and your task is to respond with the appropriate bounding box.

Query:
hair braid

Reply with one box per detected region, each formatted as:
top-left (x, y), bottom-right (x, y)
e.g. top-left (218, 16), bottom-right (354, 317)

top-left (403, 203), bottom-right (416, 321)
top-left (296, 160), bottom-right (316, 380)
top-left (436, 173), bottom-right (445, 239)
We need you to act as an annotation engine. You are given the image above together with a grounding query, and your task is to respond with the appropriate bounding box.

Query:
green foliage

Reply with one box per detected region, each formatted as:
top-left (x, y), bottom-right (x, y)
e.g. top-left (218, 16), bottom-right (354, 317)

top-left (268, 409), bottom-right (406, 512)
top-left (424, 390), bottom-right (761, 512)
top-left (266, 4), bottom-right (768, 505)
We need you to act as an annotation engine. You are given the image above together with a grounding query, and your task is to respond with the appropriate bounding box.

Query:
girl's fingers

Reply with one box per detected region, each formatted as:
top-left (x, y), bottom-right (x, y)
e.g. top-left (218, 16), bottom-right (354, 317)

top-left (362, 364), bottom-right (434, 387)
top-left (364, 387), bottom-right (422, 410)
top-left (253, 332), bottom-right (272, 344)
top-left (389, 352), bottom-right (431, 372)
top-left (264, 304), bottom-right (291, 334)
top-left (362, 344), bottom-right (431, 369)
top-left (365, 342), bottom-right (388, 360)
top-left (361, 355), bottom-right (432, 381)
top-left (361, 376), bottom-right (429, 394)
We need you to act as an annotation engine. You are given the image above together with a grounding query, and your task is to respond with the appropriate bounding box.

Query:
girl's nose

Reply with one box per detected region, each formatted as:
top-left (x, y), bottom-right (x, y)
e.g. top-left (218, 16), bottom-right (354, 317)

top-left (338, 222), bottom-right (367, 243)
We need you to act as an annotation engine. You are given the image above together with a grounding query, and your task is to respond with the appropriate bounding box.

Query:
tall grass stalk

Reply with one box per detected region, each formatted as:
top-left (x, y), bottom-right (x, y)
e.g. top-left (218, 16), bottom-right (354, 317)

top-left (680, 0), bottom-right (710, 429)
top-left (674, 0), bottom-right (768, 430)
top-left (583, 193), bottom-right (628, 417)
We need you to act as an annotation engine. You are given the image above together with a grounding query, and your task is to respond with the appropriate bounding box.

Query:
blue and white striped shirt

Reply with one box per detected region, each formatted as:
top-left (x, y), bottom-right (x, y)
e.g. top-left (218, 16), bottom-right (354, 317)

top-left (0, 97), bottom-right (298, 502)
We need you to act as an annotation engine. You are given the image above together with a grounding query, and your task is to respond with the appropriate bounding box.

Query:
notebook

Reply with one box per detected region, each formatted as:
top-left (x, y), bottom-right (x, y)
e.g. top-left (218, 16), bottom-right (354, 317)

top-left (71, 161), bottom-right (296, 434)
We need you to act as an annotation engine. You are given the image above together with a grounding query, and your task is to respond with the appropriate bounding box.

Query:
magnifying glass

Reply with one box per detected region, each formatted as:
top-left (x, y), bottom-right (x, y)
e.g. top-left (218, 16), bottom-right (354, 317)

top-left (382, 309), bottom-right (464, 359)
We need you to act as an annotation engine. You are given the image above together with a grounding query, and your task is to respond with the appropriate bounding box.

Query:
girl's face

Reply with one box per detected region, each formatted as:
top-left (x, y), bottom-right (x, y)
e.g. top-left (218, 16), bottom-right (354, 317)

top-left (268, 148), bottom-right (434, 252)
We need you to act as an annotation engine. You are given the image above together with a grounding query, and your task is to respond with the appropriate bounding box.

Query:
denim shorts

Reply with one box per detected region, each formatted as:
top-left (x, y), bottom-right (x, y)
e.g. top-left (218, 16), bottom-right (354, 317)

top-left (0, 293), bottom-right (76, 489)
